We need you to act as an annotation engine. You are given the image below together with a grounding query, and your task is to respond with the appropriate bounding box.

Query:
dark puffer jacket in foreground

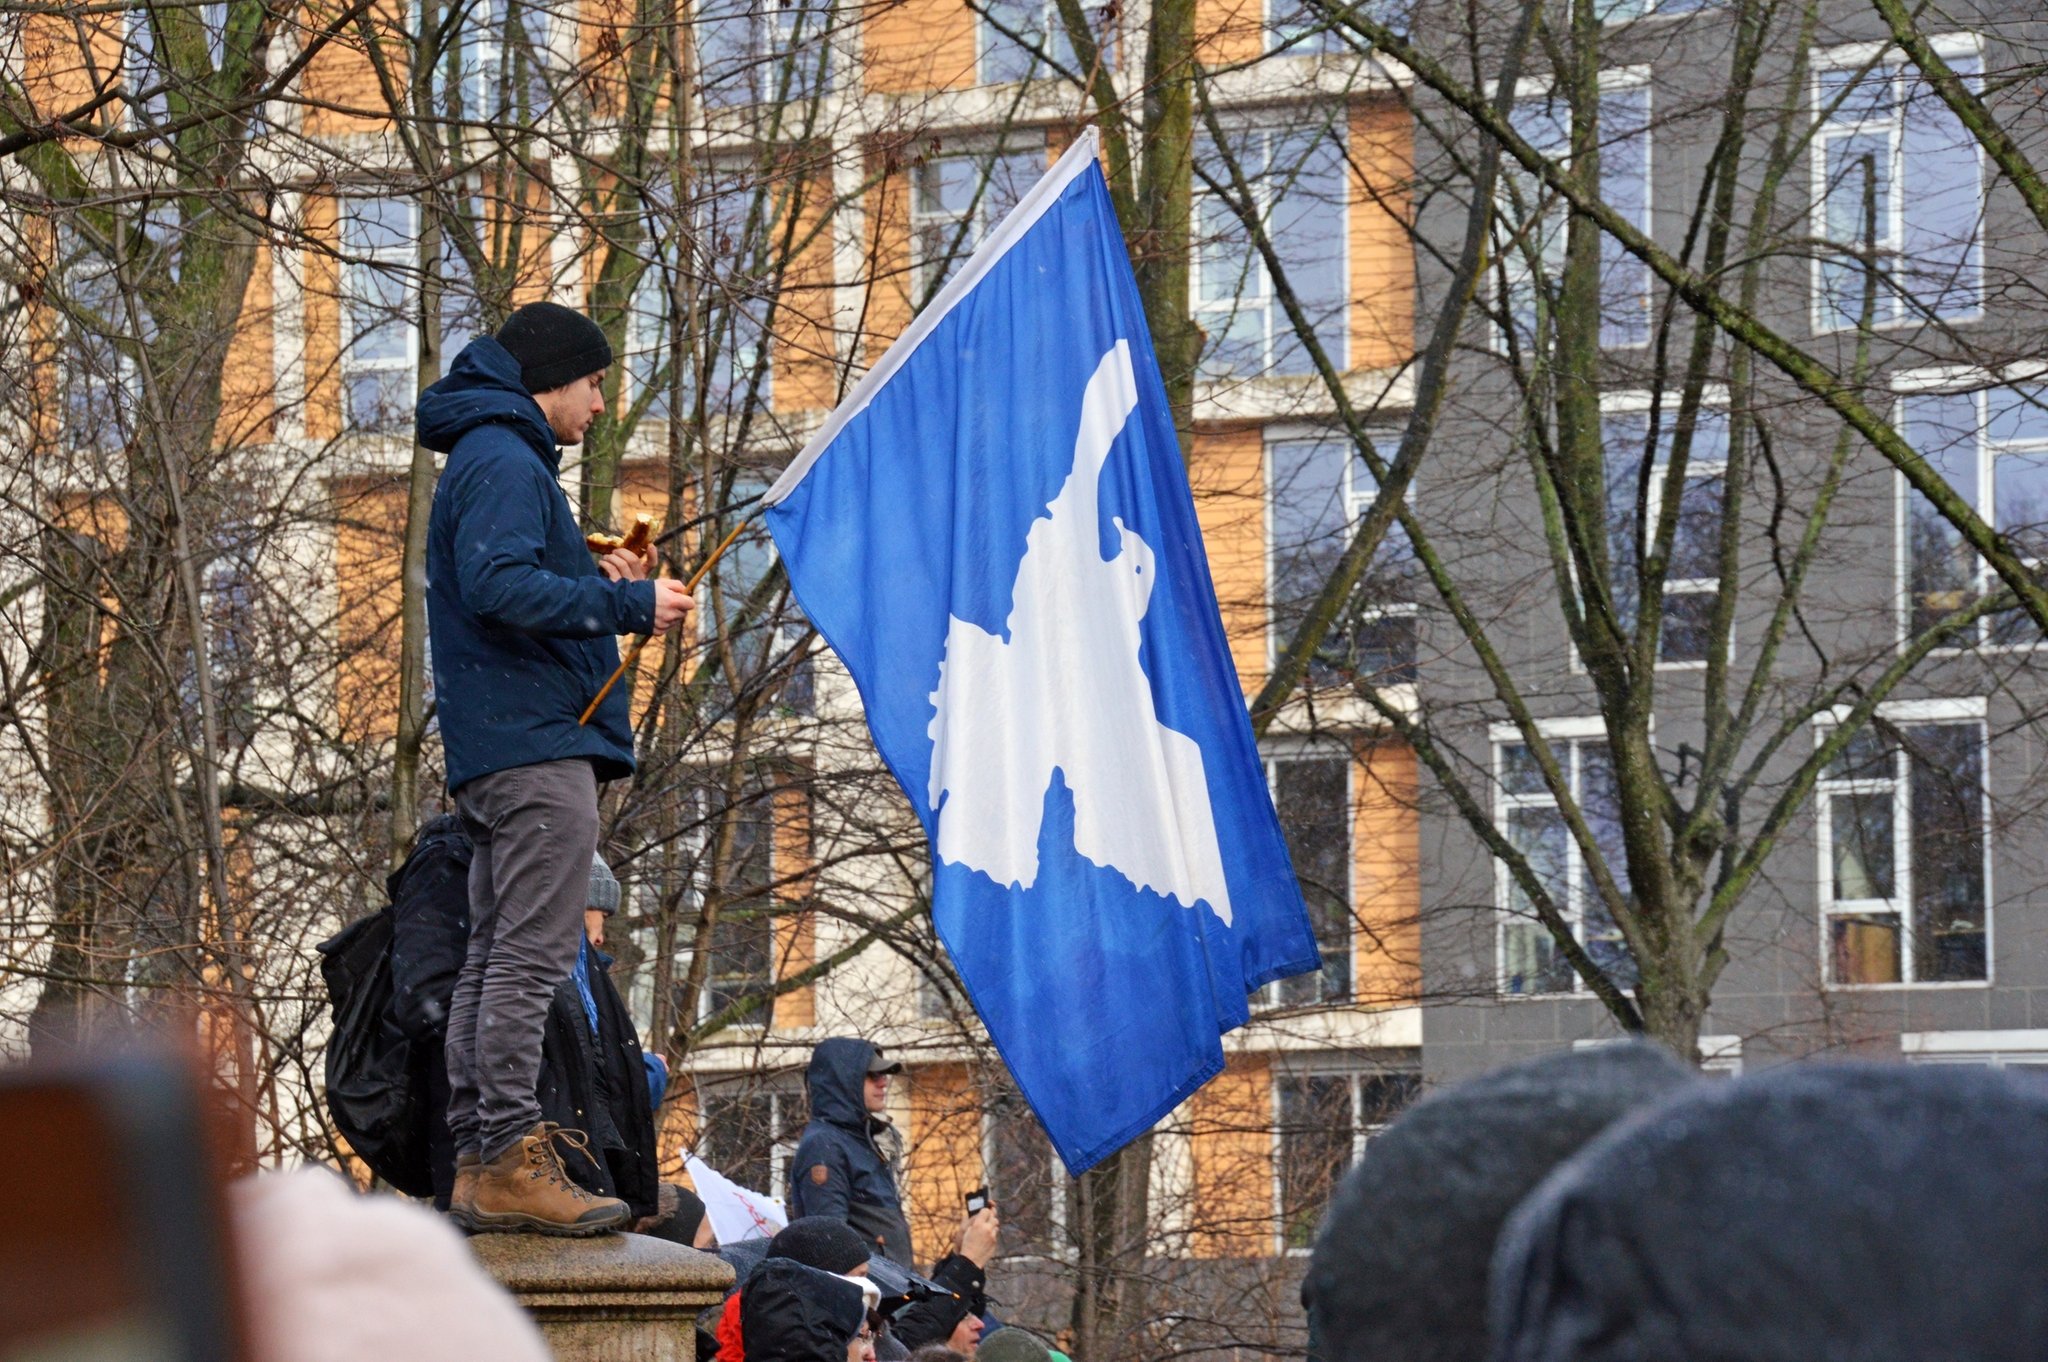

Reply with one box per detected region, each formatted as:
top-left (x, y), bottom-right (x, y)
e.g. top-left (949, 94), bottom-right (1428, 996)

top-left (1491, 1062), bottom-right (2048, 1362)
top-left (1303, 1043), bottom-right (1696, 1362)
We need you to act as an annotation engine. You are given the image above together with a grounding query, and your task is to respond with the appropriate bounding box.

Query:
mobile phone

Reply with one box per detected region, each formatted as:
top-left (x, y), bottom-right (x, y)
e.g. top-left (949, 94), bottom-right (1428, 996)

top-left (965, 1186), bottom-right (990, 1215)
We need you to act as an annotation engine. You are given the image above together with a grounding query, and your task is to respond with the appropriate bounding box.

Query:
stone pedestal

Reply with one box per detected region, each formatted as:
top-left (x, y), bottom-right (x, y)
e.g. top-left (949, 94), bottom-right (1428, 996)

top-left (470, 1232), bottom-right (734, 1362)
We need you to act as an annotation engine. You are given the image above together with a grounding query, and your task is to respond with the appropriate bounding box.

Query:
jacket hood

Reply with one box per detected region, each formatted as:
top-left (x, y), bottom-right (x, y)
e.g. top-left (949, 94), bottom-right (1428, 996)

top-left (415, 336), bottom-right (559, 463)
top-left (806, 1038), bottom-right (878, 1132)
top-left (739, 1258), bottom-right (865, 1362)
top-left (1489, 1062), bottom-right (2048, 1362)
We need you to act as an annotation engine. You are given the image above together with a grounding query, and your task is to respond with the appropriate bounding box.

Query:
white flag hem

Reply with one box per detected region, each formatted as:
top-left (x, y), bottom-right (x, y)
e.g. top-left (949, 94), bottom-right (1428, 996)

top-left (761, 125), bottom-right (1104, 508)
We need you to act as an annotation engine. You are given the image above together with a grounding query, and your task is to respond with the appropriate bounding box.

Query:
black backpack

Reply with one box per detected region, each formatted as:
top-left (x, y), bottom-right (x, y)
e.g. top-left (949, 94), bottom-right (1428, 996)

top-left (317, 905), bottom-right (432, 1196)
top-left (316, 815), bottom-right (472, 1197)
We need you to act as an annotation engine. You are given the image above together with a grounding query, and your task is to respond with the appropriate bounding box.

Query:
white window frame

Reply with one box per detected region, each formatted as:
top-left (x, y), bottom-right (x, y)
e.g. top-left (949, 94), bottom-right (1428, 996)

top-left (1257, 739), bottom-right (1355, 1009)
top-left (1191, 116), bottom-right (1353, 379)
top-left (1575, 1033), bottom-right (1743, 1074)
top-left (1260, 425), bottom-right (1419, 681)
top-left (338, 197), bottom-right (420, 435)
top-left (1491, 68), bottom-right (1653, 355)
top-left (1902, 1030), bottom-right (2048, 1069)
top-left (1269, 1064), bottom-right (1419, 1256)
top-left (1891, 368), bottom-right (2048, 653)
top-left (1811, 697), bottom-right (1992, 990)
top-left (1490, 716), bottom-right (1637, 998)
top-left (1598, 389), bottom-right (1733, 672)
top-left (1809, 34), bottom-right (1985, 334)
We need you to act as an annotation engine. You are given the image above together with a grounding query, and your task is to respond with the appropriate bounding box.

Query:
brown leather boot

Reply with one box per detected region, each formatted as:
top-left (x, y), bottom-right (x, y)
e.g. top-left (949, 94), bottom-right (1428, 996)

top-left (447, 1151), bottom-right (481, 1232)
top-left (469, 1123), bottom-right (629, 1237)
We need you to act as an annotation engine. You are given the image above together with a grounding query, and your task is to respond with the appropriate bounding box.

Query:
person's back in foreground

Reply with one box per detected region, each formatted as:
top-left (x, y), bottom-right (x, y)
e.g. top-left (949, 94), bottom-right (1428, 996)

top-left (1490, 1061), bottom-right (2048, 1362)
top-left (421, 300), bottom-right (691, 1236)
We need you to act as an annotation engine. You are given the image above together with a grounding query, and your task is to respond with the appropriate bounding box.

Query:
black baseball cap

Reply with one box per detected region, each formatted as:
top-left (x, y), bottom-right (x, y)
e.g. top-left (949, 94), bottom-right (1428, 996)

top-left (867, 1047), bottom-right (903, 1076)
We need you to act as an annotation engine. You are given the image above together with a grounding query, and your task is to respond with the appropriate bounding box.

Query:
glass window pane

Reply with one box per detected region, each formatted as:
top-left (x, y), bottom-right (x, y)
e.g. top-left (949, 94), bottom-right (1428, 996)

top-left (1818, 67), bottom-right (1895, 127)
top-left (1659, 589), bottom-right (1718, 663)
top-left (1277, 1076), bottom-right (1353, 1250)
top-left (1273, 757), bottom-right (1352, 1003)
top-left (1500, 743), bottom-right (1545, 795)
top-left (1669, 473), bottom-right (1724, 581)
top-left (700, 1090), bottom-right (776, 1193)
top-left (986, 1089), bottom-right (1058, 1254)
top-left (1900, 57), bottom-right (1982, 319)
top-left (1504, 805), bottom-right (1571, 994)
top-left (1988, 385), bottom-right (2048, 448)
top-left (1502, 920), bottom-right (1571, 995)
top-left (1994, 451), bottom-right (2048, 558)
top-left (1831, 913), bottom-right (1903, 984)
top-left (1598, 86), bottom-right (1651, 346)
top-left (1824, 724), bottom-right (1895, 782)
top-left (1906, 724), bottom-right (1985, 982)
top-left (1831, 792), bottom-right (1896, 900)
top-left (1903, 392), bottom-right (1981, 634)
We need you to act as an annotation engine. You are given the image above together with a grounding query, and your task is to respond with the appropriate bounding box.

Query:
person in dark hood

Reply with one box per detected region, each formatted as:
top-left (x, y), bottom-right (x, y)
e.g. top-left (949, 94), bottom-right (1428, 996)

top-left (1489, 1061), bottom-right (2048, 1362)
top-left (788, 1038), bottom-right (915, 1266)
top-left (1302, 1043), bottom-right (1696, 1362)
top-left (422, 304), bottom-right (693, 1236)
top-left (740, 1258), bottom-right (869, 1362)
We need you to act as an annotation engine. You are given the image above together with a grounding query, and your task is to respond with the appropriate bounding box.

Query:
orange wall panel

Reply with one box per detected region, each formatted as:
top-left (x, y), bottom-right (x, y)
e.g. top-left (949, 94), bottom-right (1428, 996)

top-left (18, 11), bottom-right (120, 121)
top-left (1196, 0), bottom-right (1263, 65)
top-left (770, 781), bottom-right (817, 1030)
top-left (1352, 739), bottom-right (1420, 1006)
top-left (302, 194), bottom-right (343, 444)
top-left (1187, 1054), bottom-right (1273, 1258)
top-left (219, 242), bottom-right (277, 447)
top-left (1189, 426), bottom-right (1266, 694)
top-left (1348, 100), bottom-right (1415, 373)
top-left (864, 0), bottom-right (978, 93)
top-left (861, 151), bottom-right (915, 360)
top-left (300, 0), bottom-right (408, 134)
top-left (772, 161), bottom-right (844, 413)
top-left (331, 474), bottom-right (408, 741)
top-left (906, 1062), bottom-right (984, 1265)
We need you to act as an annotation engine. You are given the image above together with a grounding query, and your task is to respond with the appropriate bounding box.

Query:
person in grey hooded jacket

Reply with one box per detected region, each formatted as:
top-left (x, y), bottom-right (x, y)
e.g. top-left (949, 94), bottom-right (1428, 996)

top-left (787, 1038), bottom-right (916, 1266)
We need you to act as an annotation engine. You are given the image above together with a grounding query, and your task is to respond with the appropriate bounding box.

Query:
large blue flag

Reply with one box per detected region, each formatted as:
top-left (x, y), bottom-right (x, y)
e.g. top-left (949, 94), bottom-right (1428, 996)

top-left (762, 129), bottom-right (1321, 1173)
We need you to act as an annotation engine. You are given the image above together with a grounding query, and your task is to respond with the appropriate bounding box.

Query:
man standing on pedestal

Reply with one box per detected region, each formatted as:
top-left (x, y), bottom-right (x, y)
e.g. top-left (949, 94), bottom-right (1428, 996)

top-left (419, 301), bottom-right (692, 1236)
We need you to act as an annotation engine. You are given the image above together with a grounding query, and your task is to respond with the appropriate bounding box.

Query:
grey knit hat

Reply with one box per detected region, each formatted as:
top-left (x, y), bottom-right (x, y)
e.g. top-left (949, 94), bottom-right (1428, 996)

top-left (587, 853), bottom-right (621, 914)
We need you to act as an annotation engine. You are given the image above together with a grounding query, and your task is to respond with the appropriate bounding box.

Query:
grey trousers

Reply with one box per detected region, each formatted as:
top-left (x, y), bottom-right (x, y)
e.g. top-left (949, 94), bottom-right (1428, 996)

top-left (444, 757), bottom-right (599, 1162)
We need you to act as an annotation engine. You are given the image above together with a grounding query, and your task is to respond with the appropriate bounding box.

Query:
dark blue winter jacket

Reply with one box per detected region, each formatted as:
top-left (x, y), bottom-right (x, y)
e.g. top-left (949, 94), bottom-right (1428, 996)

top-left (419, 337), bottom-right (655, 792)
top-left (787, 1038), bottom-right (916, 1267)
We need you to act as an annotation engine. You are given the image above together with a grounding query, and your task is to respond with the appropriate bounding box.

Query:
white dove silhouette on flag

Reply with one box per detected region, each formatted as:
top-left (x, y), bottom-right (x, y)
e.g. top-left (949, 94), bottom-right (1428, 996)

top-left (926, 341), bottom-right (1234, 926)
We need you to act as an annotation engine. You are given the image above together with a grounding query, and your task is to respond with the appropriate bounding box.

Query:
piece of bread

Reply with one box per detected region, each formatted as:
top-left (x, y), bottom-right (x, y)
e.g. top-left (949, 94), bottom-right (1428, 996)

top-left (586, 512), bottom-right (655, 555)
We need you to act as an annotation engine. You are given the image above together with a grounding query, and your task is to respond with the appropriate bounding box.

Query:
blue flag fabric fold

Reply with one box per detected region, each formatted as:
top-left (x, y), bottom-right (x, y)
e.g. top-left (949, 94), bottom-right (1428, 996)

top-left (763, 130), bottom-right (1321, 1174)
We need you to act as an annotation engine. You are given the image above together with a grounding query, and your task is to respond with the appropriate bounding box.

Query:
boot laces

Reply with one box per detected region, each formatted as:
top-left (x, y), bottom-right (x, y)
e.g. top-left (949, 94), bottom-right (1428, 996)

top-left (525, 1122), bottom-right (598, 1201)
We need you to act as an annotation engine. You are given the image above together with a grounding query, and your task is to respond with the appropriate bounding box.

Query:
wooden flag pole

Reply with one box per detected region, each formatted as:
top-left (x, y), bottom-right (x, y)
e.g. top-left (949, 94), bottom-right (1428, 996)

top-left (577, 515), bottom-right (757, 726)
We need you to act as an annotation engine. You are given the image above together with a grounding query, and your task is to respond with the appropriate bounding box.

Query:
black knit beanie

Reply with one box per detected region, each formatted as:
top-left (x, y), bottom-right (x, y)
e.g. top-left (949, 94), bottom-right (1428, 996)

top-left (766, 1216), bottom-right (871, 1275)
top-left (495, 300), bottom-right (614, 395)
